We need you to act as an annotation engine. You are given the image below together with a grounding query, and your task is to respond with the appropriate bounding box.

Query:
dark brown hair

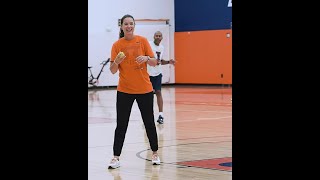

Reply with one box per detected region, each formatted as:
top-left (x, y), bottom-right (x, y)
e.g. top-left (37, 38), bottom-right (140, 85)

top-left (119, 14), bottom-right (135, 39)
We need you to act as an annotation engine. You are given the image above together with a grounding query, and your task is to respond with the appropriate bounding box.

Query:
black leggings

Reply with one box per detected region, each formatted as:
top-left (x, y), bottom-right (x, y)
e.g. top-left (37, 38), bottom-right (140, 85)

top-left (113, 91), bottom-right (158, 156)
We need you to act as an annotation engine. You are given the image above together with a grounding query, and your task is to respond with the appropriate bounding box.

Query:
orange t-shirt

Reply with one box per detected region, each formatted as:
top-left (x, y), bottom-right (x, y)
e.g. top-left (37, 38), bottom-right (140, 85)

top-left (111, 35), bottom-right (155, 94)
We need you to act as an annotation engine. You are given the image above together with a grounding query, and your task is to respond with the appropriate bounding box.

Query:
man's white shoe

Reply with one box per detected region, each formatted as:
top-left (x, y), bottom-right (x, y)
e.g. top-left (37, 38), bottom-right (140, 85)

top-left (108, 158), bottom-right (120, 169)
top-left (152, 154), bottom-right (161, 165)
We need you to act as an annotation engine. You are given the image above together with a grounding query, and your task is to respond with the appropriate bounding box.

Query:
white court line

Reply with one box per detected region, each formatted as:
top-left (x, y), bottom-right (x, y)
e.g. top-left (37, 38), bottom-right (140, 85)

top-left (177, 109), bottom-right (232, 114)
top-left (176, 116), bottom-right (232, 123)
top-left (197, 116), bottom-right (232, 120)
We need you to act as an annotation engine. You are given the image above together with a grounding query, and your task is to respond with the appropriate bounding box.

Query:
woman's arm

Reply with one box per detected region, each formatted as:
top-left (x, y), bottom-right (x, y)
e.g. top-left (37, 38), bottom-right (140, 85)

top-left (110, 53), bottom-right (126, 74)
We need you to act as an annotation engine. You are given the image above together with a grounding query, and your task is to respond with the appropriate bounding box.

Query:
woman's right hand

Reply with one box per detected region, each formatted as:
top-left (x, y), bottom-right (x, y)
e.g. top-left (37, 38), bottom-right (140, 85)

top-left (114, 52), bottom-right (126, 64)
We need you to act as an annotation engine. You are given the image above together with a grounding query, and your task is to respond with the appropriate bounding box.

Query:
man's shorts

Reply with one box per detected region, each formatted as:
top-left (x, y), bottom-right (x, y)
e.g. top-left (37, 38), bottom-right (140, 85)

top-left (149, 73), bottom-right (162, 91)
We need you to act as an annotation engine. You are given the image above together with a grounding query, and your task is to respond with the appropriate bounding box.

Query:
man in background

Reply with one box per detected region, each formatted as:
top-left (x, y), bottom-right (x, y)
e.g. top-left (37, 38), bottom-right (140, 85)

top-left (147, 31), bottom-right (175, 124)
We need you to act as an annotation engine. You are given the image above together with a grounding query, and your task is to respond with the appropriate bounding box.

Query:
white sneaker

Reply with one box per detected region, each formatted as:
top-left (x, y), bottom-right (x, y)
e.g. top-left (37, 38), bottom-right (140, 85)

top-left (152, 154), bottom-right (161, 165)
top-left (108, 158), bottom-right (120, 169)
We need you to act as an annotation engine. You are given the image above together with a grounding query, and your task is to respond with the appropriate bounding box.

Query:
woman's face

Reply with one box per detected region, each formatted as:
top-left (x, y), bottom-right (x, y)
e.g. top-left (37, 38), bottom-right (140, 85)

top-left (121, 17), bottom-right (135, 36)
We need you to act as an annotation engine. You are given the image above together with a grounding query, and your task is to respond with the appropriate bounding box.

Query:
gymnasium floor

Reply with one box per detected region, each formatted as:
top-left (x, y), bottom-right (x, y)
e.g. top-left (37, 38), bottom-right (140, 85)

top-left (88, 85), bottom-right (232, 180)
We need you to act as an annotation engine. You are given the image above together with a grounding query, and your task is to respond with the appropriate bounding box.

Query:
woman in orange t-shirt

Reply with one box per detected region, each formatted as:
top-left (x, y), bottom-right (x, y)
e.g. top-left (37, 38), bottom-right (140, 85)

top-left (108, 14), bottom-right (161, 169)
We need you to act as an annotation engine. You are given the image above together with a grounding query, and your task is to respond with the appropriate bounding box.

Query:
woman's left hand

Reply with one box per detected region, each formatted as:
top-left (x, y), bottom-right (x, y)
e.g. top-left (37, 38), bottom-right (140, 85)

top-left (136, 56), bottom-right (147, 64)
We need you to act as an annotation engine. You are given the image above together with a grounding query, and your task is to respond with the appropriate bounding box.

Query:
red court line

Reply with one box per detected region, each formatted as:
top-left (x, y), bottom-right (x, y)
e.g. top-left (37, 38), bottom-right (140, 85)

top-left (177, 157), bottom-right (232, 171)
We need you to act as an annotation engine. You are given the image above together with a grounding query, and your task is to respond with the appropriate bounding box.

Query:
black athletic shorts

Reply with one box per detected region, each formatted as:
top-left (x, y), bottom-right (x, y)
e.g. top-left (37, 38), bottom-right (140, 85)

top-left (149, 73), bottom-right (162, 91)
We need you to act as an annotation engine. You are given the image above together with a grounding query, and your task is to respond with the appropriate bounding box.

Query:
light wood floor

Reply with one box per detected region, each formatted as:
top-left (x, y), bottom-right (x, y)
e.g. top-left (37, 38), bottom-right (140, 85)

top-left (88, 85), bottom-right (232, 180)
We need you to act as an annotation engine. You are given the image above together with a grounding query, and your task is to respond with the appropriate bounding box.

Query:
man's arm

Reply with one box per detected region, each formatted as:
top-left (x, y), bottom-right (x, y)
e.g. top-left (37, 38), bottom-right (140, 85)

top-left (160, 59), bottom-right (175, 65)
